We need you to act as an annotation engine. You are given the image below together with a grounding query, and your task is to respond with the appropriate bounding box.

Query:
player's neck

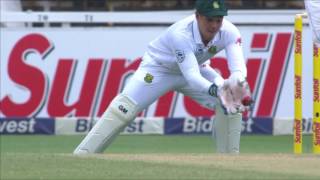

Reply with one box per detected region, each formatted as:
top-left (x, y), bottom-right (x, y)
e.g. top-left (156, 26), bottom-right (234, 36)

top-left (203, 40), bottom-right (210, 46)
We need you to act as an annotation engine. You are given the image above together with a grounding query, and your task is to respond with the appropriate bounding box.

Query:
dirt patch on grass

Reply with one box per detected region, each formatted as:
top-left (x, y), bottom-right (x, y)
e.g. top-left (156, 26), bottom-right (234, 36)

top-left (95, 153), bottom-right (320, 176)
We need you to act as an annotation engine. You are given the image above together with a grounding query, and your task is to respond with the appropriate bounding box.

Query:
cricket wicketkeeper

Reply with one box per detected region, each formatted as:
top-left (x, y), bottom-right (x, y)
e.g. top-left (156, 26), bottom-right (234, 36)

top-left (74, 0), bottom-right (253, 154)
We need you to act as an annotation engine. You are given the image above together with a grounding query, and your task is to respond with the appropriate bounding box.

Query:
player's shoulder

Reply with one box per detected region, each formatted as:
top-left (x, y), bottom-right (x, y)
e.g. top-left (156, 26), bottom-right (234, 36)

top-left (170, 15), bottom-right (193, 33)
top-left (219, 18), bottom-right (241, 43)
top-left (220, 19), bottom-right (240, 35)
top-left (166, 15), bottom-right (194, 40)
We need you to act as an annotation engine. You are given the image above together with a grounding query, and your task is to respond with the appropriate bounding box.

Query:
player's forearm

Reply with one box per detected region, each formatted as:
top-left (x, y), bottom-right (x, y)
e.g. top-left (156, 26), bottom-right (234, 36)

top-left (225, 42), bottom-right (247, 77)
top-left (183, 68), bottom-right (212, 94)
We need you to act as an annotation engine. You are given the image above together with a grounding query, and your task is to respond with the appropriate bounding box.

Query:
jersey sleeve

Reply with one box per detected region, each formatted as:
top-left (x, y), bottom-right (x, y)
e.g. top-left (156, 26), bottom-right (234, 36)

top-left (223, 24), bottom-right (247, 77)
top-left (168, 32), bottom-right (212, 94)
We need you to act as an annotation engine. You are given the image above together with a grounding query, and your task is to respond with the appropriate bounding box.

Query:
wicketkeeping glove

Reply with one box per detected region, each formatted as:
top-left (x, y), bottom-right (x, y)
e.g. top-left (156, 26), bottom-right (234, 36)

top-left (209, 78), bottom-right (253, 115)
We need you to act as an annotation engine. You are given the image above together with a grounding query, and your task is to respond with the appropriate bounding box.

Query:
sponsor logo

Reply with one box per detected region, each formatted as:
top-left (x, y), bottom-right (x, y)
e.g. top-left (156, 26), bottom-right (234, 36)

top-left (75, 119), bottom-right (94, 132)
top-left (242, 117), bottom-right (273, 134)
top-left (183, 117), bottom-right (212, 133)
top-left (0, 118), bottom-right (54, 134)
top-left (294, 30), bottom-right (302, 54)
top-left (314, 79), bottom-right (319, 102)
top-left (236, 38), bottom-right (242, 46)
top-left (118, 105), bottom-right (128, 114)
top-left (0, 32), bottom-right (292, 118)
top-left (295, 75), bottom-right (302, 99)
top-left (0, 119), bottom-right (36, 133)
top-left (144, 73), bottom-right (153, 83)
top-left (124, 119), bottom-right (144, 133)
top-left (208, 46), bottom-right (217, 54)
top-left (195, 46), bottom-right (204, 57)
top-left (314, 122), bottom-right (320, 145)
top-left (164, 117), bottom-right (272, 135)
top-left (175, 50), bottom-right (185, 63)
top-left (294, 119), bottom-right (302, 143)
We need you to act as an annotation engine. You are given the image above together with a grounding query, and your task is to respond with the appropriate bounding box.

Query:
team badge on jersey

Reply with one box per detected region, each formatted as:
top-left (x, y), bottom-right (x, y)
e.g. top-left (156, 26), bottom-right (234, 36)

top-left (175, 50), bottom-right (185, 63)
top-left (208, 46), bottom-right (217, 54)
top-left (144, 73), bottom-right (153, 83)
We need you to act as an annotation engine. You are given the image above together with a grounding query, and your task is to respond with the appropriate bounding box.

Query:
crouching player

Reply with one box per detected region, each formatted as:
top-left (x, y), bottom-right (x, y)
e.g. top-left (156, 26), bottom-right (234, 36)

top-left (73, 0), bottom-right (253, 154)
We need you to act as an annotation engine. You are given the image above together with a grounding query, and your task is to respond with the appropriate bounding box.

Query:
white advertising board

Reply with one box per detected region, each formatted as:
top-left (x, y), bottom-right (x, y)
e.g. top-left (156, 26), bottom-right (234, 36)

top-left (0, 25), bottom-right (313, 122)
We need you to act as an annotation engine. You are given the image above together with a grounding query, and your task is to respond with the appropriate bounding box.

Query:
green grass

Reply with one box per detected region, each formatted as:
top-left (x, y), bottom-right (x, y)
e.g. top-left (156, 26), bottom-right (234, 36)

top-left (0, 134), bottom-right (314, 154)
top-left (1, 135), bottom-right (319, 180)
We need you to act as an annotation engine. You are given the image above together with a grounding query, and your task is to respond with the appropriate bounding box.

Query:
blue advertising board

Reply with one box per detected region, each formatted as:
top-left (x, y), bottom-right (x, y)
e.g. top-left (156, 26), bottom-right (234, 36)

top-left (0, 118), bottom-right (55, 135)
top-left (164, 117), bottom-right (273, 135)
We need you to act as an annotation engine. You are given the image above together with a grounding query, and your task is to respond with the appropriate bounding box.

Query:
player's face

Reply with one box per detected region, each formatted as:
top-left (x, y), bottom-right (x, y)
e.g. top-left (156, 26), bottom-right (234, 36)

top-left (196, 13), bottom-right (223, 45)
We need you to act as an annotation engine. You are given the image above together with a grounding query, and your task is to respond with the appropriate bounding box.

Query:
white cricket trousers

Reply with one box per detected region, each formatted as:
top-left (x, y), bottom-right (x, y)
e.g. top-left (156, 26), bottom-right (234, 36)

top-left (122, 56), bottom-right (242, 153)
top-left (122, 60), bottom-right (218, 112)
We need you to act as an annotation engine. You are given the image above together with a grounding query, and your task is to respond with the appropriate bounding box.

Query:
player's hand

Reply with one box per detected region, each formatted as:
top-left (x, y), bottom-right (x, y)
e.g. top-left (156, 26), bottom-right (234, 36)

top-left (209, 78), bottom-right (253, 115)
top-left (223, 78), bottom-right (253, 114)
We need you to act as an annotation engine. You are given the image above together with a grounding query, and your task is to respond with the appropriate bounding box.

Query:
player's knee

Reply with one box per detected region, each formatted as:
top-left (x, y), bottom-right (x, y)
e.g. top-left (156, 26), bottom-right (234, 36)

top-left (103, 94), bottom-right (140, 123)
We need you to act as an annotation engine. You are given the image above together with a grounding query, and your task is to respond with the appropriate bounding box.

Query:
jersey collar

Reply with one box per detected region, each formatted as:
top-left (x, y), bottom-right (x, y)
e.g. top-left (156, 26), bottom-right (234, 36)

top-left (193, 17), bottom-right (218, 47)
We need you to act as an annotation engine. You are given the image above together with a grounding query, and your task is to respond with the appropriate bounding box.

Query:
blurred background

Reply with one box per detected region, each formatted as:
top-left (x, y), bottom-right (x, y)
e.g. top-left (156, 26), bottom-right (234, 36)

top-left (3, 0), bottom-right (305, 11)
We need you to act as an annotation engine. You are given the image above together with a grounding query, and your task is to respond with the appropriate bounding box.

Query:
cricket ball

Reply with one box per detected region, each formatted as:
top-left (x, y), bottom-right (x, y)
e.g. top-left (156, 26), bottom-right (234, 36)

top-left (242, 96), bottom-right (253, 106)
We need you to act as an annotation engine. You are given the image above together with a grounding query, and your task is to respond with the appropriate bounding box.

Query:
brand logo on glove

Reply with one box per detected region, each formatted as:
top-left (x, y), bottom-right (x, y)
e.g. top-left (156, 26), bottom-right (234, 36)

top-left (118, 105), bottom-right (128, 114)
